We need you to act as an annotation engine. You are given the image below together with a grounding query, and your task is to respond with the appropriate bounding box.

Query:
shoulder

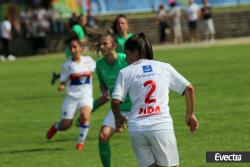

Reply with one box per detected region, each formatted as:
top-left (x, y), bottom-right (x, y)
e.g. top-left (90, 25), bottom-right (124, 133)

top-left (119, 65), bottom-right (132, 76)
top-left (96, 56), bottom-right (105, 64)
top-left (117, 53), bottom-right (126, 60)
top-left (128, 33), bottom-right (133, 38)
top-left (62, 59), bottom-right (71, 69)
top-left (96, 56), bottom-right (106, 69)
top-left (72, 24), bottom-right (82, 31)
top-left (150, 60), bottom-right (172, 70)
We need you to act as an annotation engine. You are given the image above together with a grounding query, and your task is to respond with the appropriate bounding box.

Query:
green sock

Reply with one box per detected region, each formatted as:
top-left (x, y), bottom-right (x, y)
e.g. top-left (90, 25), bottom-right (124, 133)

top-left (99, 141), bottom-right (111, 167)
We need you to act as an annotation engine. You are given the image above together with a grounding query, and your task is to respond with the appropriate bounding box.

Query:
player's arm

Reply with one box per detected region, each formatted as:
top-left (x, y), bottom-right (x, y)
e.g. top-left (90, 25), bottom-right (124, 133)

top-left (111, 99), bottom-right (126, 133)
top-left (92, 68), bottom-right (110, 112)
top-left (92, 83), bottom-right (110, 112)
top-left (184, 84), bottom-right (198, 132)
top-left (111, 71), bottom-right (128, 133)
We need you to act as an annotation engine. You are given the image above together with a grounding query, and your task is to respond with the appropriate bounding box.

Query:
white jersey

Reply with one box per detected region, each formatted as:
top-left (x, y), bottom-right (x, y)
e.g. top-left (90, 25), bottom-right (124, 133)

top-left (0, 20), bottom-right (11, 39)
top-left (112, 59), bottom-right (190, 132)
top-left (60, 55), bottom-right (96, 99)
top-left (186, 3), bottom-right (200, 21)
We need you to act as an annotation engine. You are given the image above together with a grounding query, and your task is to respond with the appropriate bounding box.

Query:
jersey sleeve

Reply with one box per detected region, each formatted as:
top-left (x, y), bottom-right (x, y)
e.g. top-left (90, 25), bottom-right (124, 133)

top-left (167, 64), bottom-right (191, 95)
top-left (60, 62), bottom-right (70, 82)
top-left (112, 71), bottom-right (128, 102)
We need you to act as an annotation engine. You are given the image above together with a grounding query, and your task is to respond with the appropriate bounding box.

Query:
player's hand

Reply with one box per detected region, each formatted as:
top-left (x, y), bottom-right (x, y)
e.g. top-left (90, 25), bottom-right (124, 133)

top-left (185, 114), bottom-right (198, 132)
top-left (102, 91), bottom-right (111, 101)
top-left (115, 115), bottom-right (127, 133)
top-left (58, 84), bottom-right (65, 92)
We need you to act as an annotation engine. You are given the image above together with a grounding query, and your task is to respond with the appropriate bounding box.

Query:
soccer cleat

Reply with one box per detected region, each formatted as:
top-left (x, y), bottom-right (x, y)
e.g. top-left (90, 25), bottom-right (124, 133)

top-left (76, 143), bottom-right (84, 150)
top-left (46, 123), bottom-right (57, 140)
top-left (51, 72), bottom-right (60, 85)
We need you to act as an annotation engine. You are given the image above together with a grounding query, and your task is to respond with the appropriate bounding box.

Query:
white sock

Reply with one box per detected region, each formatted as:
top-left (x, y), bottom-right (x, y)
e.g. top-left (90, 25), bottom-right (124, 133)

top-left (78, 124), bottom-right (89, 144)
top-left (55, 122), bottom-right (60, 130)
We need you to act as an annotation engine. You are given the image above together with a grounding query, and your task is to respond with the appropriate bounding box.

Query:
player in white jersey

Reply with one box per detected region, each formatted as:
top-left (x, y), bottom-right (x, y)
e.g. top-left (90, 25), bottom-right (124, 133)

top-left (111, 33), bottom-right (198, 167)
top-left (46, 39), bottom-right (96, 150)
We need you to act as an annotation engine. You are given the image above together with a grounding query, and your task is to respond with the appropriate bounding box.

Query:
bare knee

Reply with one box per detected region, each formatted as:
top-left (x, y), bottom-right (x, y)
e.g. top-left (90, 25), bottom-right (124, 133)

top-left (98, 126), bottom-right (115, 142)
top-left (99, 131), bottom-right (110, 142)
top-left (59, 120), bottom-right (72, 130)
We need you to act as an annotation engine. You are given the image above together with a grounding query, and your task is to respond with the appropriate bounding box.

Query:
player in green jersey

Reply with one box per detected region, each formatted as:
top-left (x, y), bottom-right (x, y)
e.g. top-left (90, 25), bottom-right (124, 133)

top-left (112, 14), bottom-right (133, 53)
top-left (96, 33), bottom-right (132, 167)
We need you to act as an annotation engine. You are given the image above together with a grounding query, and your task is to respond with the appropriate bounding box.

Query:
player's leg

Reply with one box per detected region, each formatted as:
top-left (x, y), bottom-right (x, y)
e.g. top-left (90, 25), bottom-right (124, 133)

top-left (99, 125), bottom-right (115, 167)
top-left (76, 105), bottom-right (92, 150)
top-left (98, 110), bottom-right (117, 167)
top-left (46, 96), bottom-right (77, 139)
top-left (129, 131), bottom-right (156, 167)
top-left (147, 130), bottom-right (179, 167)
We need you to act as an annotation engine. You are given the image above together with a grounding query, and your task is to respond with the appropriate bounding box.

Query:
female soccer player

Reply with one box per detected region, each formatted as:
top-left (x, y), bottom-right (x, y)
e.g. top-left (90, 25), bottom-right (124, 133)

top-left (111, 32), bottom-right (198, 167)
top-left (46, 39), bottom-right (96, 150)
top-left (112, 14), bottom-right (133, 53)
top-left (96, 33), bottom-right (132, 167)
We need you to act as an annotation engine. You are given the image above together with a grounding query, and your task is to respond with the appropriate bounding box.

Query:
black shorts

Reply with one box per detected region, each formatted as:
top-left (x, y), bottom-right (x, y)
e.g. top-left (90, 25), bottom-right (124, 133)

top-left (188, 21), bottom-right (197, 30)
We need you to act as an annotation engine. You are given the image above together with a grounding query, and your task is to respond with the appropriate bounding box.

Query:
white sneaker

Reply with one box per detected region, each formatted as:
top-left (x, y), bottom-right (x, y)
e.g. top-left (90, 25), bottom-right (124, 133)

top-left (0, 55), bottom-right (6, 62)
top-left (7, 55), bottom-right (16, 61)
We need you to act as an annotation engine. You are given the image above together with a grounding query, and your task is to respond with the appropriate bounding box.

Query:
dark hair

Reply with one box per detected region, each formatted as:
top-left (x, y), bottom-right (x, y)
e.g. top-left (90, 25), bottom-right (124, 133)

top-left (112, 14), bottom-right (129, 35)
top-left (124, 32), bottom-right (154, 60)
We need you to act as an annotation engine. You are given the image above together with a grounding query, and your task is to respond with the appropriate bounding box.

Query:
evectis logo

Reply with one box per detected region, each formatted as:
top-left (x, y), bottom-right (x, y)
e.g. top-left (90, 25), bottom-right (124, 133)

top-left (137, 105), bottom-right (161, 118)
top-left (206, 152), bottom-right (250, 163)
top-left (215, 153), bottom-right (242, 162)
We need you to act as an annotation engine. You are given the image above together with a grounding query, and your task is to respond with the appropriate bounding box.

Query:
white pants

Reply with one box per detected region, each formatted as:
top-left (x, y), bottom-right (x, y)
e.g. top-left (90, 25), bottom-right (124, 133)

top-left (61, 96), bottom-right (93, 119)
top-left (173, 23), bottom-right (182, 39)
top-left (129, 129), bottom-right (179, 167)
top-left (205, 18), bottom-right (215, 36)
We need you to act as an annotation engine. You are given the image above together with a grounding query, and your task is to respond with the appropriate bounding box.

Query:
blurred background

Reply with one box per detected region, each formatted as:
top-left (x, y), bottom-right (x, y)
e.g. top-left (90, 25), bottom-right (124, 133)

top-left (0, 0), bottom-right (250, 56)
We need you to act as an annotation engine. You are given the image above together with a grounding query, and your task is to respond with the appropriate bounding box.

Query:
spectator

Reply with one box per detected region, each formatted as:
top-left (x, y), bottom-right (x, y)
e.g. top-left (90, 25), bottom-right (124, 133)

top-left (0, 16), bottom-right (16, 61)
top-left (29, 14), bottom-right (50, 54)
top-left (48, 6), bottom-right (64, 34)
top-left (86, 8), bottom-right (98, 30)
top-left (201, 0), bottom-right (215, 42)
top-left (156, 4), bottom-right (170, 44)
top-left (65, 12), bottom-right (78, 34)
top-left (170, 2), bottom-right (183, 44)
top-left (33, 5), bottom-right (48, 21)
top-left (20, 7), bottom-right (32, 37)
top-left (185, 0), bottom-right (200, 42)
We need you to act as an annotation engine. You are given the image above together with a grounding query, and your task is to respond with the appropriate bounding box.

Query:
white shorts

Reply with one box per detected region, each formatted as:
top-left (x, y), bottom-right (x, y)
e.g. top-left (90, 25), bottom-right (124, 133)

top-left (61, 96), bottom-right (93, 119)
top-left (102, 110), bottom-right (131, 129)
top-left (129, 129), bottom-right (179, 167)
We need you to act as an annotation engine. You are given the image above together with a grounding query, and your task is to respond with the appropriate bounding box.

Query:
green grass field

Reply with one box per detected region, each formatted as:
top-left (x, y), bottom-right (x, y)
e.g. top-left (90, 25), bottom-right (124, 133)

top-left (0, 43), bottom-right (250, 167)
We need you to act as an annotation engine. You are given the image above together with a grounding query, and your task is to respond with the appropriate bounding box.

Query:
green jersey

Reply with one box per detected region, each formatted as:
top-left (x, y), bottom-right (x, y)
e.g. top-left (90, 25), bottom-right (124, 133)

top-left (96, 53), bottom-right (131, 112)
top-left (116, 33), bottom-right (133, 53)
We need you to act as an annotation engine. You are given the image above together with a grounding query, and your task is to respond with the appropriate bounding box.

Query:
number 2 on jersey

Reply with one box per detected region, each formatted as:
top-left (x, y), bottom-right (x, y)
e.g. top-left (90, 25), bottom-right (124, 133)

top-left (143, 80), bottom-right (156, 104)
